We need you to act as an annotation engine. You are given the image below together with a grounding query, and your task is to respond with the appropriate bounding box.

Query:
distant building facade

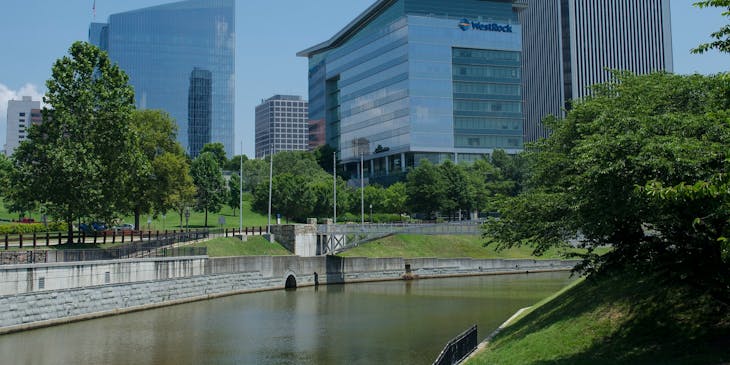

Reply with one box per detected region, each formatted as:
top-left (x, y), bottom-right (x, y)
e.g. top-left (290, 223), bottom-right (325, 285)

top-left (89, 0), bottom-right (235, 157)
top-left (299, 0), bottom-right (525, 180)
top-left (520, 0), bottom-right (673, 141)
top-left (4, 96), bottom-right (41, 156)
top-left (308, 119), bottom-right (326, 150)
top-left (255, 95), bottom-right (309, 158)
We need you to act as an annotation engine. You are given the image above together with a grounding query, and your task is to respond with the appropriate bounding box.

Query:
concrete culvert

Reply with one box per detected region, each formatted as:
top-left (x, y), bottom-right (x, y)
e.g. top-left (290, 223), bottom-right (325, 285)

top-left (285, 275), bottom-right (297, 289)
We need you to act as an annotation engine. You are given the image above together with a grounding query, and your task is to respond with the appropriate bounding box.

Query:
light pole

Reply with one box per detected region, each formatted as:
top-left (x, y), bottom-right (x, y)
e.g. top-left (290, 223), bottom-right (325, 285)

top-left (369, 204), bottom-right (373, 224)
top-left (333, 151), bottom-right (337, 224)
top-left (239, 140), bottom-right (243, 234)
top-left (360, 152), bottom-right (364, 226)
top-left (267, 146), bottom-right (273, 234)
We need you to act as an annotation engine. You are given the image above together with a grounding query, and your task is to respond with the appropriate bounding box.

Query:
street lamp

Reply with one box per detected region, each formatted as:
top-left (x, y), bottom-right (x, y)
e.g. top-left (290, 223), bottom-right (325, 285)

top-left (369, 204), bottom-right (373, 223)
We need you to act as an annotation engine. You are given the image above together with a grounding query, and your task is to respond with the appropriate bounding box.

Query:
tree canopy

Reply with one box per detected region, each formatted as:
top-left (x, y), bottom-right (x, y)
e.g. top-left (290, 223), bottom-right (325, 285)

top-left (10, 41), bottom-right (146, 241)
top-left (692, 1), bottom-right (730, 54)
top-left (484, 72), bottom-right (730, 293)
top-left (191, 152), bottom-right (227, 227)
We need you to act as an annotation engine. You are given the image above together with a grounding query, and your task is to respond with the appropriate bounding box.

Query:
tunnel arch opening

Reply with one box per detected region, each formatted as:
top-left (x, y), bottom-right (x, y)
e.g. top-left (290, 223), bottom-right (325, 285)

top-left (285, 275), bottom-right (297, 289)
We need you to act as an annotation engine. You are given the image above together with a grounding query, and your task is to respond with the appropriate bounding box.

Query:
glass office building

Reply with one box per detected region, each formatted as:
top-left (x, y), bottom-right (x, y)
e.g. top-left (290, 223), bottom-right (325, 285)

top-left (89, 0), bottom-right (235, 157)
top-left (299, 0), bottom-right (524, 179)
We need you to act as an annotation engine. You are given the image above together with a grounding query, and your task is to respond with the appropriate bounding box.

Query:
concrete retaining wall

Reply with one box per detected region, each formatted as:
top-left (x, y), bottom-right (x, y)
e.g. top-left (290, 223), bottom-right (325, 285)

top-left (0, 256), bottom-right (578, 334)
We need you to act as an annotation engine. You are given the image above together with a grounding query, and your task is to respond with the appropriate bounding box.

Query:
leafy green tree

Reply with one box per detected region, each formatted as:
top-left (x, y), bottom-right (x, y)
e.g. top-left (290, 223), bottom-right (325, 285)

top-left (191, 152), bottom-right (227, 227)
top-left (200, 142), bottom-right (227, 169)
top-left (242, 158), bottom-right (268, 192)
top-left (129, 109), bottom-right (186, 229)
top-left (228, 173), bottom-right (241, 216)
top-left (152, 152), bottom-right (196, 228)
top-left (11, 41), bottom-right (146, 242)
top-left (484, 72), bottom-right (730, 292)
top-left (252, 173), bottom-right (315, 222)
top-left (383, 182), bottom-right (407, 214)
top-left (406, 160), bottom-right (445, 218)
top-left (439, 161), bottom-right (474, 219)
top-left (226, 154), bottom-right (248, 173)
top-left (692, 1), bottom-right (730, 54)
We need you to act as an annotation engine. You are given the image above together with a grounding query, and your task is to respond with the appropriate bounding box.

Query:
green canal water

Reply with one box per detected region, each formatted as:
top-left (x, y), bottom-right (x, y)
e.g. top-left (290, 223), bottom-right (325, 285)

top-left (1, 272), bottom-right (574, 365)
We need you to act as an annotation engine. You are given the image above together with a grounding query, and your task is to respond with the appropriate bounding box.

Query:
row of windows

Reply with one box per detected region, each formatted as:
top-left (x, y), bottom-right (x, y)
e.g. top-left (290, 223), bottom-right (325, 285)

top-left (454, 117), bottom-right (522, 131)
top-left (454, 65), bottom-right (520, 79)
top-left (455, 135), bottom-right (522, 148)
top-left (453, 82), bottom-right (521, 97)
top-left (454, 100), bottom-right (522, 113)
top-left (453, 49), bottom-right (521, 63)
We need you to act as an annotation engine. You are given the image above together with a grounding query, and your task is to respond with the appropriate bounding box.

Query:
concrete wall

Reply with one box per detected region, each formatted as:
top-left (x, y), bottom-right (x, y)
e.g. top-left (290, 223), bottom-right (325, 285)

top-left (0, 256), bottom-right (578, 334)
top-left (269, 224), bottom-right (318, 257)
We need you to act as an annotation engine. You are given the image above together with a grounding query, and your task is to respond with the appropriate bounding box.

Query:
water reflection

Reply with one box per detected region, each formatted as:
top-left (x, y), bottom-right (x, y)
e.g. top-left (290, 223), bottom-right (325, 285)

top-left (1, 272), bottom-right (573, 365)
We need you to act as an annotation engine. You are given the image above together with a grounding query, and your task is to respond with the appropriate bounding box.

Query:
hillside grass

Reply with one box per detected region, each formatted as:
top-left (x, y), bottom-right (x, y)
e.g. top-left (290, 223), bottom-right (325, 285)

top-left (0, 199), bottom-right (270, 230)
top-left (189, 237), bottom-right (292, 257)
top-left (465, 270), bottom-right (730, 365)
top-left (339, 234), bottom-right (609, 259)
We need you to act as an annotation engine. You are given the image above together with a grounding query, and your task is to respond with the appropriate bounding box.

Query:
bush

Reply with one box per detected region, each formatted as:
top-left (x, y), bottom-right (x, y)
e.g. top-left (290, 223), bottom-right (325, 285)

top-left (0, 222), bottom-right (68, 235)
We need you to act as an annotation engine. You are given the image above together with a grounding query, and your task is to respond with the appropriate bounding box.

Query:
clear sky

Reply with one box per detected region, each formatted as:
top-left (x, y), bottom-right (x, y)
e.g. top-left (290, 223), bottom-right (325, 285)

top-left (0, 1), bottom-right (728, 157)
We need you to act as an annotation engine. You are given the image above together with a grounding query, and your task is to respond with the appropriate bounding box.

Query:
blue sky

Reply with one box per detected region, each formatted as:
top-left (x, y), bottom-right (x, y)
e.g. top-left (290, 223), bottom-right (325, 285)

top-left (0, 1), bottom-right (728, 157)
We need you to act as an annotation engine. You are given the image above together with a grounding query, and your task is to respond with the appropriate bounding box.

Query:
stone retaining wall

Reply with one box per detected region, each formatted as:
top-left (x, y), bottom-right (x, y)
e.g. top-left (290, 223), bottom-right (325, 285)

top-left (0, 256), bottom-right (578, 334)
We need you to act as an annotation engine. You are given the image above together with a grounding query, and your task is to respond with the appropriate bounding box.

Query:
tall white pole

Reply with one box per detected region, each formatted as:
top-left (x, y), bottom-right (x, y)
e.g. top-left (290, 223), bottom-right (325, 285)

top-left (267, 146), bottom-right (273, 234)
top-left (333, 151), bottom-right (337, 224)
top-left (239, 140), bottom-right (243, 234)
top-left (361, 152), bottom-right (364, 225)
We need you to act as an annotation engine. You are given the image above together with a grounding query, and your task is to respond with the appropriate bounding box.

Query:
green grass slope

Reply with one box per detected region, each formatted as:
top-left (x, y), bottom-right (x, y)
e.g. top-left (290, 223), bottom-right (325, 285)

top-left (189, 237), bottom-right (291, 257)
top-left (339, 234), bottom-right (607, 259)
top-left (466, 270), bottom-right (730, 365)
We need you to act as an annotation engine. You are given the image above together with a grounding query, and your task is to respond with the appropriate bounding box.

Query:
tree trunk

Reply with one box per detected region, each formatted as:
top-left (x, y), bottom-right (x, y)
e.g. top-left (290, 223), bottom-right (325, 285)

top-left (134, 206), bottom-right (141, 231)
top-left (66, 217), bottom-right (74, 245)
top-left (205, 208), bottom-right (208, 227)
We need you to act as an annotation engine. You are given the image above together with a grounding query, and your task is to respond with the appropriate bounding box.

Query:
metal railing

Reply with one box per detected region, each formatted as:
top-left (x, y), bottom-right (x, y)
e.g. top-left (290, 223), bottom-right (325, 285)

top-left (318, 222), bottom-right (482, 235)
top-left (432, 325), bottom-right (478, 365)
top-left (0, 230), bottom-right (209, 265)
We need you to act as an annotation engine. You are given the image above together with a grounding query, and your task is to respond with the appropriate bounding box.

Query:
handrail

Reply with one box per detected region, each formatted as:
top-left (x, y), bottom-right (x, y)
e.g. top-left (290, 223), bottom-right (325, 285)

top-left (432, 325), bottom-right (478, 365)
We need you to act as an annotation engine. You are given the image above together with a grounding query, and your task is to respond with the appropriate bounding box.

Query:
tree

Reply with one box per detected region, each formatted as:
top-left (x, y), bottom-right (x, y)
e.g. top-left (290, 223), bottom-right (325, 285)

top-left (228, 173), bottom-right (241, 216)
top-left (406, 160), bottom-right (445, 218)
top-left (484, 72), bottom-right (730, 292)
top-left (252, 173), bottom-right (315, 222)
top-left (226, 154), bottom-right (248, 173)
top-left (129, 109), bottom-right (186, 229)
top-left (152, 152), bottom-right (196, 228)
top-left (383, 182), bottom-right (407, 215)
top-left (11, 41), bottom-right (146, 242)
top-left (692, 1), bottom-right (730, 54)
top-left (191, 152), bottom-right (226, 227)
top-left (200, 142), bottom-right (227, 170)
top-left (439, 161), bottom-right (473, 219)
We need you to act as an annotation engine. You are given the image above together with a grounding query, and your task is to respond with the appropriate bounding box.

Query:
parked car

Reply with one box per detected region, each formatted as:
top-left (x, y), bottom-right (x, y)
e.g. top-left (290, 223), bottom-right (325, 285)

top-left (112, 223), bottom-right (134, 232)
top-left (91, 222), bottom-right (107, 231)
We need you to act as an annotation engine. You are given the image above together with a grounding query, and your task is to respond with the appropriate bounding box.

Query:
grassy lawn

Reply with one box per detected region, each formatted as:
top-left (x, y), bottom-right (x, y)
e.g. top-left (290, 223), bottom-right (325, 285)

top-left (0, 199), bottom-right (270, 230)
top-left (339, 234), bottom-right (609, 259)
top-left (465, 270), bottom-right (730, 365)
top-left (189, 237), bottom-right (292, 257)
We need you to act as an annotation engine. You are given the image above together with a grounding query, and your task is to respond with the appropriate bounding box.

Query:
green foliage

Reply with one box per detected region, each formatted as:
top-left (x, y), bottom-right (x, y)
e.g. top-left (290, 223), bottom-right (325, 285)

top-left (191, 152), bottom-right (227, 226)
top-left (226, 154), bottom-right (248, 172)
top-left (406, 160), bottom-right (445, 217)
top-left (692, 1), bottom-right (730, 54)
top-left (485, 72), bottom-right (730, 291)
top-left (10, 41), bottom-right (146, 242)
top-left (200, 142), bottom-right (227, 169)
top-left (383, 182), bottom-right (407, 214)
top-left (153, 152), bottom-right (196, 227)
top-left (129, 109), bottom-right (187, 228)
top-left (228, 173), bottom-right (241, 215)
top-left (0, 222), bottom-right (69, 235)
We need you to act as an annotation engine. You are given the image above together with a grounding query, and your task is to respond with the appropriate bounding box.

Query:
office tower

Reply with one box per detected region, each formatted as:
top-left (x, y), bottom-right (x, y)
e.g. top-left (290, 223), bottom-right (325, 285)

top-left (255, 95), bottom-right (310, 158)
top-left (188, 68), bottom-right (213, 158)
top-left (4, 96), bottom-right (41, 156)
top-left (299, 0), bottom-right (526, 180)
top-left (521, 0), bottom-right (673, 141)
top-left (89, 0), bottom-right (235, 157)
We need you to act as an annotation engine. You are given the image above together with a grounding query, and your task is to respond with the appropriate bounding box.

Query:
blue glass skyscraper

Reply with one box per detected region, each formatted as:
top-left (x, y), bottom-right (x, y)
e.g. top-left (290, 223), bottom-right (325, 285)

top-left (299, 0), bottom-right (524, 181)
top-left (89, 0), bottom-right (235, 157)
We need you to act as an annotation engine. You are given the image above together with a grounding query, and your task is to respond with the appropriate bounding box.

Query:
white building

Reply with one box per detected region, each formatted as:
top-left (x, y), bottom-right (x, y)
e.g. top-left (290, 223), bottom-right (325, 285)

top-left (4, 96), bottom-right (41, 156)
top-left (255, 95), bottom-right (309, 158)
top-left (520, 0), bottom-right (673, 141)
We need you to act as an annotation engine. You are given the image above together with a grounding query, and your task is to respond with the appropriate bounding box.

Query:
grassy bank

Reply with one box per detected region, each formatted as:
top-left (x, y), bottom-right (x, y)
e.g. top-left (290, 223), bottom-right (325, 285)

top-left (339, 234), bottom-right (608, 259)
top-left (466, 270), bottom-right (730, 365)
top-left (189, 237), bottom-right (291, 257)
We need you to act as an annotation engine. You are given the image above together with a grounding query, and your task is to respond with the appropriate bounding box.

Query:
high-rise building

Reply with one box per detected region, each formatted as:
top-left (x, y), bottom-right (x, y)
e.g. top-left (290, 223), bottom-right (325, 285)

top-left (188, 68), bottom-right (213, 158)
top-left (299, 0), bottom-right (525, 180)
top-left (4, 96), bottom-right (41, 156)
top-left (255, 95), bottom-right (309, 158)
top-left (521, 0), bottom-right (672, 141)
top-left (308, 119), bottom-right (326, 150)
top-left (89, 0), bottom-right (235, 157)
